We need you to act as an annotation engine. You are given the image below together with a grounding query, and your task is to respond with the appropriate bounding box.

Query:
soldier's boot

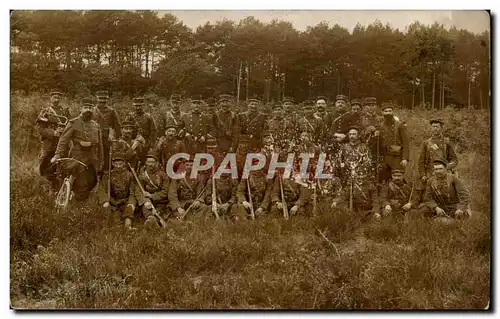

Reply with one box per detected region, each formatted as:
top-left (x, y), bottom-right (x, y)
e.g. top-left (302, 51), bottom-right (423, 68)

top-left (124, 218), bottom-right (136, 231)
top-left (144, 215), bottom-right (160, 229)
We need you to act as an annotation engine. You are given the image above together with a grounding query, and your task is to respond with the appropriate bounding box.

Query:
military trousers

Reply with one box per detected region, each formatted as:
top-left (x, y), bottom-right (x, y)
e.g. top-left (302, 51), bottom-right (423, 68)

top-left (111, 202), bottom-right (135, 220)
top-left (380, 155), bottom-right (403, 183)
top-left (39, 149), bottom-right (60, 191)
top-left (72, 164), bottom-right (98, 202)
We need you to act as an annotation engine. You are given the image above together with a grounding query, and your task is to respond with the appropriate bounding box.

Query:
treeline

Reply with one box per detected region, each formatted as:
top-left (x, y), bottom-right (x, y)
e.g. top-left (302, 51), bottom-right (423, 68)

top-left (10, 10), bottom-right (490, 108)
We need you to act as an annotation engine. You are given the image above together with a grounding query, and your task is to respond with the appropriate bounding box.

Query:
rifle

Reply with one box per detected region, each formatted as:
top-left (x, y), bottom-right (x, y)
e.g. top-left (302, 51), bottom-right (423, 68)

top-left (279, 174), bottom-right (289, 220)
top-left (349, 179), bottom-right (353, 211)
top-left (246, 177), bottom-right (256, 220)
top-left (312, 179), bottom-right (318, 216)
top-left (128, 163), bottom-right (167, 228)
top-left (179, 184), bottom-right (208, 220)
top-left (107, 146), bottom-right (112, 203)
top-left (211, 166), bottom-right (220, 220)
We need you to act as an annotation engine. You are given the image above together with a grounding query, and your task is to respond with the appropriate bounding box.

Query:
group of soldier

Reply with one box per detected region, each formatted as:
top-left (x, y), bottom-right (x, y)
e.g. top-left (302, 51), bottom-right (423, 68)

top-left (36, 89), bottom-right (472, 230)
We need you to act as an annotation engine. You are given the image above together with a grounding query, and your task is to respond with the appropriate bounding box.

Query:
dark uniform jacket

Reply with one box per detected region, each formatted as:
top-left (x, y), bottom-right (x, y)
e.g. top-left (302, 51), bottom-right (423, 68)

top-left (236, 173), bottom-right (273, 210)
top-left (344, 179), bottom-right (379, 213)
top-left (93, 106), bottom-right (122, 140)
top-left (97, 168), bottom-right (136, 206)
top-left (168, 174), bottom-right (207, 211)
top-left (423, 173), bottom-right (470, 212)
top-left (271, 177), bottom-right (310, 207)
top-left (380, 180), bottom-right (419, 210)
top-left (210, 110), bottom-right (240, 151)
top-left (156, 137), bottom-right (186, 169)
top-left (55, 115), bottom-right (103, 171)
top-left (130, 111), bottom-right (157, 147)
top-left (204, 175), bottom-right (238, 205)
top-left (134, 167), bottom-right (170, 206)
top-left (380, 116), bottom-right (410, 161)
top-left (418, 135), bottom-right (458, 178)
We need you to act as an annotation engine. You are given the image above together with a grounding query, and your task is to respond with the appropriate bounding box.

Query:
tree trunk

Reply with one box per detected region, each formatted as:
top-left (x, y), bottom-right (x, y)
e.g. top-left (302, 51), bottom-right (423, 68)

top-left (468, 80), bottom-right (471, 110)
top-left (236, 60), bottom-right (242, 106)
top-left (431, 71), bottom-right (436, 109)
top-left (411, 82), bottom-right (415, 110)
top-left (337, 72), bottom-right (340, 96)
top-left (282, 71), bottom-right (286, 101)
top-left (480, 87), bottom-right (483, 109)
top-left (145, 42), bottom-right (150, 78)
top-left (245, 61), bottom-right (249, 101)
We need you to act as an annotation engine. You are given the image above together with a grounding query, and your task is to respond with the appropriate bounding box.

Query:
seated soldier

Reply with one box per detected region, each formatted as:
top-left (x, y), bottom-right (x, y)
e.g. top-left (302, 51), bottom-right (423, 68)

top-left (204, 165), bottom-right (238, 219)
top-left (232, 159), bottom-right (273, 221)
top-left (168, 158), bottom-right (209, 220)
top-left (317, 176), bottom-right (343, 209)
top-left (97, 151), bottom-right (137, 231)
top-left (420, 159), bottom-right (471, 221)
top-left (337, 172), bottom-right (380, 220)
top-left (134, 149), bottom-right (170, 229)
top-left (270, 168), bottom-right (311, 217)
top-left (113, 115), bottom-right (145, 171)
top-left (379, 167), bottom-right (421, 219)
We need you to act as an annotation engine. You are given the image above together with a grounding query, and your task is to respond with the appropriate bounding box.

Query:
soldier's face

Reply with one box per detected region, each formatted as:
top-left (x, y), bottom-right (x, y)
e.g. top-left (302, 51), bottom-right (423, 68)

top-left (283, 102), bottom-right (294, 110)
top-left (248, 102), bottom-right (258, 112)
top-left (134, 104), bottom-right (143, 113)
top-left (348, 129), bottom-right (359, 142)
top-left (113, 160), bottom-right (126, 170)
top-left (81, 105), bottom-right (93, 116)
top-left (145, 158), bottom-right (157, 171)
top-left (238, 143), bottom-right (249, 153)
top-left (165, 127), bottom-right (176, 138)
top-left (123, 126), bottom-right (134, 137)
top-left (433, 164), bottom-right (446, 177)
top-left (97, 99), bottom-right (107, 107)
top-left (171, 102), bottom-right (180, 112)
top-left (300, 132), bottom-right (311, 143)
top-left (431, 123), bottom-right (442, 135)
top-left (335, 101), bottom-right (347, 111)
top-left (184, 162), bottom-right (193, 173)
top-left (391, 172), bottom-right (404, 183)
top-left (366, 105), bottom-right (375, 115)
top-left (316, 99), bottom-right (327, 109)
top-left (51, 95), bottom-right (61, 106)
top-left (382, 108), bottom-right (393, 117)
top-left (351, 104), bottom-right (361, 114)
top-left (191, 103), bottom-right (200, 113)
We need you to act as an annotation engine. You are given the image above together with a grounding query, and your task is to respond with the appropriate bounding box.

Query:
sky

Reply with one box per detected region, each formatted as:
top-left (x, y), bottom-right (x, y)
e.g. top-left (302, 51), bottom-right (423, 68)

top-left (159, 10), bottom-right (490, 34)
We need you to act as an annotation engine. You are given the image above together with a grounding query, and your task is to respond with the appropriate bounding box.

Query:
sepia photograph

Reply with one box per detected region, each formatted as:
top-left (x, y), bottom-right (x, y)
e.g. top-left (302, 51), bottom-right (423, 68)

top-left (9, 9), bottom-right (491, 310)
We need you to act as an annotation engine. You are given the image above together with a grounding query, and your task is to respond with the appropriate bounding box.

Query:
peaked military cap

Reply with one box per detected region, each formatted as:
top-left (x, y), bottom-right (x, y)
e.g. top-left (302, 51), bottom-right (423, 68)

top-left (335, 94), bottom-right (348, 102)
top-left (433, 159), bottom-right (448, 167)
top-left (430, 118), bottom-right (444, 126)
top-left (303, 99), bottom-right (315, 107)
top-left (364, 97), bottom-right (377, 105)
top-left (315, 96), bottom-right (328, 103)
top-left (391, 165), bottom-right (405, 174)
top-left (351, 98), bottom-right (363, 106)
top-left (381, 102), bottom-right (394, 111)
top-left (145, 148), bottom-right (160, 161)
top-left (81, 96), bottom-right (95, 106)
top-left (247, 98), bottom-right (261, 104)
top-left (96, 90), bottom-right (109, 99)
top-left (347, 126), bottom-right (361, 132)
top-left (164, 117), bottom-right (178, 130)
top-left (239, 135), bottom-right (251, 143)
top-left (133, 97), bottom-right (145, 105)
top-left (170, 94), bottom-right (182, 102)
top-left (283, 96), bottom-right (294, 103)
top-left (220, 94), bottom-right (233, 100)
top-left (50, 90), bottom-right (63, 97)
top-left (112, 151), bottom-right (126, 161)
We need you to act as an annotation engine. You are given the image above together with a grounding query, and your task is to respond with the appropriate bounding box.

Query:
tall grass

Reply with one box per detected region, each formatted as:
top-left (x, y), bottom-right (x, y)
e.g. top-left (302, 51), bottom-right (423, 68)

top-left (10, 93), bottom-right (490, 309)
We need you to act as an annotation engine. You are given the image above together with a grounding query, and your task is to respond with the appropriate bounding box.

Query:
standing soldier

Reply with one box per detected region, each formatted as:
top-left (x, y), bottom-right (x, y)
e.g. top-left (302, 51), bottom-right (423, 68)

top-left (112, 115), bottom-right (145, 171)
top-left (179, 99), bottom-right (208, 155)
top-left (420, 159), bottom-right (471, 221)
top-left (337, 127), bottom-right (373, 188)
top-left (51, 96), bottom-right (103, 202)
top-left (379, 102), bottom-right (409, 183)
top-left (235, 135), bottom-right (253, 179)
top-left (129, 96), bottom-right (157, 163)
top-left (158, 94), bottom-right (184, 135)
top-left (361, 97), bottom-right (384, 182)
top-left (379, 167), bottom-right (420, 220)
top-left (329, 94), bottom-right (351, 142)
top-left (36, 89), bottom-right (71, 194)
top-left (210, 96), bottom-right (240, 153)
top-left (134, 149), bottom-right (170, 228)
top-left (168, 158), bottom-right (209, 219)
top-left (238, 99), bottom-right (267, 150)
top-left (232, 160), bottom-right (273, 220)
top-left (156, 118), bottom-right (186, 172)
top-left (416, 118), bottom-right (458, 204)
top-left (97, 150), bottom-right (137, 231)
top-left (296, 103), bottom-right (322, 146)
top-left (93, 90), bottom-right (122, 173)
top-left (336, 98), bottom-right (364, 138)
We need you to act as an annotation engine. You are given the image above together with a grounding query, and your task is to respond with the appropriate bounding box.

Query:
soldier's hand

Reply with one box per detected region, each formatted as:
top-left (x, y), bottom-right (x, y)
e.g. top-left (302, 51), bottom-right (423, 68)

top-left (50, 155), bottom-right (60, 164)
top-left (455, 209), bottom-right (465, 219)
top-left (330, 201), bottom-right (337, 208)
top-left (400, 160), bottom-right (408, 167)
top-left (219, 203), bottom-right (230, 212)
top-left (373, 213), bottom-right (382, 220)
top-left (242, 201), bottom-right (252, 210)
top-left (402, 203), bottom-right (412, 211)
top-left (144, 202), bottom-right (153, 210)
top-left (177, 207), bottom-right (185, 216)
top-left (54, 127), bottom-right (63, 137)
top-left (103, 202), bottom-right (110, 209)
top-left (192, 200), bottom-right (201, 209)
top-left (435, 207), bottom-right (446, 216)
top-left (255, 207), bottom-right (264, 215)
top-left (374, 130), bottom-right (380, 137)
top-left (276, 202), bottom-right (283, 210)
top-left (383, 205), bottom-right (392, 216)
top-left (290, 205), bottom-right (299, 215)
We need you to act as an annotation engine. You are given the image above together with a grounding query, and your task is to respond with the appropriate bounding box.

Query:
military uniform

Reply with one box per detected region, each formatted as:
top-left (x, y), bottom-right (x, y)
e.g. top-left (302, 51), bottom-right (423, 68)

top-left (316, 177), bottom-right (343, 208)
top-left (337, 139), bottom-right (373, 188)
top-left (380, 179), bottom-right (420, 216)
top-left (270, 175), bottom-right (311, 217)
top-left (210, 99), bottom-right (240, 153)
top-left (421, 172), bottom-right (471, 218)
top-left (134, 150), bottom-right (170, 223)
top-left (379, 103), bottom-right (409, 182)
top-left (341, 178), bottom-right (380, 218)
top-left (204, 173), bottom-right (238, 218)
top-left (54, 98), bottom-right (103, 201)
top-left (232, 170), bottom-right (273, 220)
top-left (155, 119), bottom-right (186, 171)
top-left (92, 90), bottom-right (122, 172)
top-left (97, 152), bottom-right (136, 227)
top-left (238, 99), bottom-right (268, 150)
top-left (112, 116), bottom-right (146, 171)
top-left (180, 102), bottom-right (209, 155)
top-left (168, 167), bottom-right (209, 219)
top-left (36, 91), bottom-right (71, 191)
top-left (129, 97), bottom-right (157, 162)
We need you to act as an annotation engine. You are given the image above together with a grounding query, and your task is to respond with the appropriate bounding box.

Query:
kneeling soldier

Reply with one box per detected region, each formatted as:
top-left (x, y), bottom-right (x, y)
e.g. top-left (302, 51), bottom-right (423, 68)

top-left (420, 159), bottom-right (471, 221)
top-left (379, 167), bottom-right (420, 219)
top-left (134, 149), bottom-right (170, 229)
top-left (98, 151), bottom-right (136, 230)
top-left (232, 161), bottom-right (273, 220)
top-left (339, 173), bottom-right (380, 219)
top-left (168, 158), bottom-right (209, 219)
top-left (270, 170), bottom-right (311, 217)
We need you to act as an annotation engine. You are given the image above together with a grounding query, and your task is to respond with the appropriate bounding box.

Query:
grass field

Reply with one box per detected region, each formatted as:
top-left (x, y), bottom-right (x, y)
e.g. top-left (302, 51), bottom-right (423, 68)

top-left (10, 93), bottom-right (491, 309)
